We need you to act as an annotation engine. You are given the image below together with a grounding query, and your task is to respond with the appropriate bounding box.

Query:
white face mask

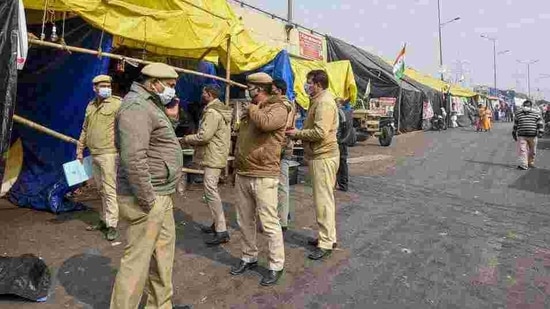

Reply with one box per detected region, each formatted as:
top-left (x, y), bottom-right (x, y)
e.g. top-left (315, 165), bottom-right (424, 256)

top-left (98, 87), bottom-right (112, 99)
top-left (304, 83), bottom-right (313, 97)
top-left (157, 81), bottom-right (176, 105)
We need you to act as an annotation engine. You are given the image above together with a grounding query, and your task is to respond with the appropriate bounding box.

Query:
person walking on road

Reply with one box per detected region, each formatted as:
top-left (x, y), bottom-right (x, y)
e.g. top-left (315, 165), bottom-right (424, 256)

top-left (286, 70), bottom-right (340, 261)
top-left (336, 98), bottom-right (353, 192)
top-left (513, 100), bottom-right (544, 170)
top-left (272, 78), bottom-right (296, 233)
top-left (110, 63), bottom-right (188, 309)
top-left (231, 72), bottom-right (289, 286)
top-left (182, 84), bottom-right (232, 246)
top-left (77, 75), bottom-right (121, 241)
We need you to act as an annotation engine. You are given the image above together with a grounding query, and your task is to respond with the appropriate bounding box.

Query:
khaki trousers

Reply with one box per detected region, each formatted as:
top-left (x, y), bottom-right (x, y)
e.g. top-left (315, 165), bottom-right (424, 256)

top-left (203, 167), bottom-right (227, 232)
top-left (235, 174), bottom-right (285, 271)
top-left (309, 157), bottom-right (339, 250)
top-left (277, 159), bottom-right (291, 227)
top-left (91, 153), bottom-right (119, 228)
top-left (110, 194), bottom-right (176, 309)
top-left (517, 136), bottom-right (537, 168)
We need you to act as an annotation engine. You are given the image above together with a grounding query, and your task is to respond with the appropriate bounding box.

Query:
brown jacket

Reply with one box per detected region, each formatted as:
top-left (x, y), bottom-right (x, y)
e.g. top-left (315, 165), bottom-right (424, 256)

top-left (116, 82), bottom-right (183, 210)
top-left (183, 99), bottom-right (232, 169)
top-left (294, 90), bottom-right (339, 160)
top-left (236, 95), bottom-right (289, 178)
top-left (77, 96), bottom-right (121, 156)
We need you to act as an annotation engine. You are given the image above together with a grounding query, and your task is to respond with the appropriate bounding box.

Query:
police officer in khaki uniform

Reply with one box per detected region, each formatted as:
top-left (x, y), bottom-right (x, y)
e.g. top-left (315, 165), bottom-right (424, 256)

top-left (287, 70), bottom-right (339, 261)
top-left (77, 75), bottom-right (121, 241)
top-left (230, 72), bottom-right (289, 286)
top-left (110, 63), bottom-right (188, 309)
top-left (182, 85), bottom-right (233, 246)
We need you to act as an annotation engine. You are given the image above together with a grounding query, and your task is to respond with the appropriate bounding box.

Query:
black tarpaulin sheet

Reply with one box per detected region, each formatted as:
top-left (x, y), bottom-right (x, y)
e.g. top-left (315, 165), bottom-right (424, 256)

top-left (0, 0), bottom-right (18, 179)
top-left (326, 36), bottom-right (423, 132)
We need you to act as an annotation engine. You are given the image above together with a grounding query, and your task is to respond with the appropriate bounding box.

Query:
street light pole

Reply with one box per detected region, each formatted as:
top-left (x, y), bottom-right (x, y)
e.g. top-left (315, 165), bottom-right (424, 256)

top-left (493, 40), bottom-right (497, 91)
top-left (437, 0), bottom-right (444, 81)
top-left (518, 60), bottom-right (540, 98)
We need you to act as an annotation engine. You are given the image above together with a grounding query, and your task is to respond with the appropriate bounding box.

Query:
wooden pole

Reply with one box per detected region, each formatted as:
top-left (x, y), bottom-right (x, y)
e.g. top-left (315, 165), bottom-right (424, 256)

top-left (225, 35), bottom-right (232, 105)
top-left (28, 39), bottom-right (247, 89)
top-left (12, 114), bottom-right (80, 145)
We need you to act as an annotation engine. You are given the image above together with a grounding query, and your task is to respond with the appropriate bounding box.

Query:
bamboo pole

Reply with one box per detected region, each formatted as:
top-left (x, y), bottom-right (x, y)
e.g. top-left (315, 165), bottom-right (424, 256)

top-left (225, 35), bottom-right (232, 105)
top-left (12, 114), bottom-right (80, 145)
top-left (28, 39), bottom-right (247, 89)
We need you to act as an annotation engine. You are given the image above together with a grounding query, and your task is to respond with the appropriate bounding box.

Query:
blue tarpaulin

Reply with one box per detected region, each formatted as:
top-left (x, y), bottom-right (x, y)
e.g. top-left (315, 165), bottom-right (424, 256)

top-left (8, 18), bottom-right (111, 213)
top-left (176, 61), bottom-right (221, 109)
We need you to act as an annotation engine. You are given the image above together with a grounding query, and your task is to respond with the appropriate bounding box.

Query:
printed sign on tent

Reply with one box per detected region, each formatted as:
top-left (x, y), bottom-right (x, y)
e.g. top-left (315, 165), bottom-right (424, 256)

top-left (369, 97), bottom-right (396, 116)
top-left (298, 31), bottom-right (323, 61)
top-left (423, 101), bottom-right (434, 120)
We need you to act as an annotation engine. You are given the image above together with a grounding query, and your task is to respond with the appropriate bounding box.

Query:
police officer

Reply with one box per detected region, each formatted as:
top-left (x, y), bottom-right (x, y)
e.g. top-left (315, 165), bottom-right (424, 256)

top-left (77, 75), bottom-right (121, 241)
top-left (110, 63), bottom-right (187, 309)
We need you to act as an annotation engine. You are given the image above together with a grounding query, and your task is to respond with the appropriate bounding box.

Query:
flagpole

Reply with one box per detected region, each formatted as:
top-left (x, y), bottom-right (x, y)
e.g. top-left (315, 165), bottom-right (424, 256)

top-left (397, 80), bottom-right (403, 134)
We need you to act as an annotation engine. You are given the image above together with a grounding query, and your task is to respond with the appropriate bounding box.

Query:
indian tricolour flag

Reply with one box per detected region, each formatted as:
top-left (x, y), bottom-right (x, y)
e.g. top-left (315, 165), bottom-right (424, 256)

top-left (392, 44), bottom-right (406, 80)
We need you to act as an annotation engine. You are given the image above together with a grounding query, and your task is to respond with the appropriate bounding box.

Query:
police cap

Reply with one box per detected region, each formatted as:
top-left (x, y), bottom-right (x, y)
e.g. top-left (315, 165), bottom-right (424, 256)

top-left (141, 62), bottom-right (178, 79)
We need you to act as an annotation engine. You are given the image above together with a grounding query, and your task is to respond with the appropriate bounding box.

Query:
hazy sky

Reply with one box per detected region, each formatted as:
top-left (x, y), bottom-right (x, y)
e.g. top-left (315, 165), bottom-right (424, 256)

top-left (243, 0), bottom-right (549, 98)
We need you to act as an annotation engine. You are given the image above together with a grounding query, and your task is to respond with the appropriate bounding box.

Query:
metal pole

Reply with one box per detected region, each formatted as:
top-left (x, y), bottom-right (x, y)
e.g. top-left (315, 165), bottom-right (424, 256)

top-left (528, 63), bottom-right (531, 98)
top-left (493, 40), bottom-right (497, 91)
top-left (288, 0), bottom-right (293, 21)
top-left (225, 35), bottom-right (232, 105)
top-left (437, 0), bottom-right (444, 81)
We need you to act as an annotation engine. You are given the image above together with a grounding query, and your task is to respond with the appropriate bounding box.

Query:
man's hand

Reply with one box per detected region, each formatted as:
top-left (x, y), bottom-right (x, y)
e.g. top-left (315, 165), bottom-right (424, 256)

top-left (165, 103), bottom-right (179, 122)
top-left (512, 131), bottom-right (517, 141)
top-left (285, 128), bottom-right (298, 138)
top-left (76, 153), bottom-right (83, 163)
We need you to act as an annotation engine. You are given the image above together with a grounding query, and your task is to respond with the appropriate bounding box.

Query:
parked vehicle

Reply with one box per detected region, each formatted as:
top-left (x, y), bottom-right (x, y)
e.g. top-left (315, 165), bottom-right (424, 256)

top-left (431, 114), bottom-right (447, 131)
top-left (353, 109), bottom-right (395, 147)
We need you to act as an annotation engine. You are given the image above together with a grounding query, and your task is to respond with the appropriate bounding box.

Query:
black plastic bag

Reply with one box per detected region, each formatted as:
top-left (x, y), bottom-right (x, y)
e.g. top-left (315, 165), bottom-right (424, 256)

top-left (0, 254), bottom-right (51, 302)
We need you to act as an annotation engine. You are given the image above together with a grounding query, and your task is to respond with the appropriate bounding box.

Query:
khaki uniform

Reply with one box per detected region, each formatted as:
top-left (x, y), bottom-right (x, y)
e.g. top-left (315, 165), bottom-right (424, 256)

top-left (111, 82), bottom-right (183, 308)
top-left (235, 95), bottom-right (288, 271)
top-left (294, 90), bottom-right (339, 250)
top-left (278, 96), bottom-right (296, 228)
top-left (77, 96), bottom-right (121, 227)
top-left (184, 99), bottom-right (232, 232)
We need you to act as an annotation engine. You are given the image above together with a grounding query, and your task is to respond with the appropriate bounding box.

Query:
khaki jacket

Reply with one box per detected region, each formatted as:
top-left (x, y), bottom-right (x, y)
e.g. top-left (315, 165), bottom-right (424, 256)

top-left (295, 90), bottom-right (339, 160)
top-left (183, 99), bottom-right (232, 169)
top-left (116, 82), bottom-right (183, 210)
top-left (281, 96), bottom-right (296, 160)
top-left (77, 96), bottom-right (121, 156)
top-left (236, 95), bottom-right (289, 178)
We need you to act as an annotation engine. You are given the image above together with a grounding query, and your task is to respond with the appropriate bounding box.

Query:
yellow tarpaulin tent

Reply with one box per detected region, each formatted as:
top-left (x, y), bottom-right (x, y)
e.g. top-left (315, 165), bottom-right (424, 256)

top-left (23, 0), bottom-right (279, 74)
top-left (290, 58), bottom-right (357, 109)
top-left (404, 68), bottom-right (477, 97)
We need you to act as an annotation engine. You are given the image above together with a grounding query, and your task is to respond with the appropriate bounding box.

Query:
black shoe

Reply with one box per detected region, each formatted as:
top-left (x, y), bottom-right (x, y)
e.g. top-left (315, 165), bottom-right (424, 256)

top-left (260, 270), bottom-right (283, 286)
top-left (282, 226), bottom-right (288, 233)
top-left (205, 231), bottom-right (230, 246)
top-left (517, 165), bottom-right (528, 170)
top-left (307, 238), bottom-right (337, 249)
top-left (308, 247), bottom-right (332, 260)
top-left (230, 260), bottom-right (258, 276)
top-left (173, 305), bottom-right (192, 309)
top-left (201, 223), bottom-right (216, 234)
top-left (106, 227), bottom-right (119, 241)
top-left (336, 186), bottom-right (348, 192)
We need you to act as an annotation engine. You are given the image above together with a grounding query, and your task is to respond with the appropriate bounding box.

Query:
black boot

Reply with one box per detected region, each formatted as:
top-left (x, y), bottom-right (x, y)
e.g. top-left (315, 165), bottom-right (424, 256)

top-left (308, 247), bottom-right (332, 260)
top-left (201, 223), bottom-right (216, 234)
top-left (307, 238), bottom-right (337, 248)
top-left (205, 231), bottom-right (230, 246)
top-left (260, 270), bottom-right (283, 286)
top-left (230, 260), bottom-right (257, 275)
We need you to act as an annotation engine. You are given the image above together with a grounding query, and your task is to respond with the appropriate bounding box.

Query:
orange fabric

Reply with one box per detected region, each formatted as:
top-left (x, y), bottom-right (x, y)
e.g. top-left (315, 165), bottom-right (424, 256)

top-left (478, 107), bottom-right (491, 131)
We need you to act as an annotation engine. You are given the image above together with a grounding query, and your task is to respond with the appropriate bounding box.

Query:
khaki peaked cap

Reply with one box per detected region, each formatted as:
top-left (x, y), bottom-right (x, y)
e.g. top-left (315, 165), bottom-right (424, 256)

top-left (92, 75), bottom-right (112, 84)
top-left (141, 62), bottom-right (178, 79)
top-left (246, 72), bottom-right (273, 85)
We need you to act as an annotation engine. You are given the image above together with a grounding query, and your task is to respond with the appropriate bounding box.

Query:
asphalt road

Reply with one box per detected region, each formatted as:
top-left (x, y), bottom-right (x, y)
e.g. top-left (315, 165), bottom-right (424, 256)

top-left (305, 122), bottom-right (550, 308)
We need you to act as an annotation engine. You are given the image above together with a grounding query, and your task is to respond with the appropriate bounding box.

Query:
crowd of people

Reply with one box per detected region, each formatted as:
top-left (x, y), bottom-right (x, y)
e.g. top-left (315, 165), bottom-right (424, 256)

top-left (76, 63), bottom-right (351, 308)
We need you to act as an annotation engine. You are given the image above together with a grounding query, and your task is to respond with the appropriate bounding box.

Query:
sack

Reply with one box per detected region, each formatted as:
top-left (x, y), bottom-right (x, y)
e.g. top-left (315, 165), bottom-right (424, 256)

top-left (0, 254), bottom-right (51, 302)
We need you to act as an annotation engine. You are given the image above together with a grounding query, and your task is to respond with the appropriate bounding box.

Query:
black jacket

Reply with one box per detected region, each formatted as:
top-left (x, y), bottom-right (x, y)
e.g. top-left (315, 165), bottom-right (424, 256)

top-left (337, 108), bottom-right (354, 146)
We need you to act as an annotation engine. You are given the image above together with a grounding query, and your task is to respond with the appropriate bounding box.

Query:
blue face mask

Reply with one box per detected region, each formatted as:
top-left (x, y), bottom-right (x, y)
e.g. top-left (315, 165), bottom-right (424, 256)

top-left (98, 87), bottom-right (112, 99)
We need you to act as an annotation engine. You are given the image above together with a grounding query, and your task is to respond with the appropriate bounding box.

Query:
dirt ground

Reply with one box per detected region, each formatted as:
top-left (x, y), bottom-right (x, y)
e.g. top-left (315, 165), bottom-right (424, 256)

top-left (0, 132), bottom-right (428, 309)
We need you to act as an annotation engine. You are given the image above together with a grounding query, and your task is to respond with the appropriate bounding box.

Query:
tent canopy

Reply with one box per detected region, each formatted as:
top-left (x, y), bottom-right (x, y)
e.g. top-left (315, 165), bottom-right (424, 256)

top-left (404, 67), bottom-right (477, 98)
top-left (23, 0), bottom-right (279, 74)
top-left (290, 58), bottom-right (357, 109)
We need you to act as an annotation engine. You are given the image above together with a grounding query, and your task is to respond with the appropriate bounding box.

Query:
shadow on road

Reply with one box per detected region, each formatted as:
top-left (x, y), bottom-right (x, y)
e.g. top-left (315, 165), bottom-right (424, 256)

top-left (57, 253), bottom-right (115, 309)
top-left (464, 159), bottom-right (515, 169)
top-left (509, 168), bottom-right (550, 194)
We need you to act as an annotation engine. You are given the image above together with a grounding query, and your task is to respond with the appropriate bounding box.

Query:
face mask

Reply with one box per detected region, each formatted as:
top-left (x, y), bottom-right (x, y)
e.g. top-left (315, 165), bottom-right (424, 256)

top-left (157, 81), bottom-right (176, 105)
top-left (98, 87), bottom-right (112, 99)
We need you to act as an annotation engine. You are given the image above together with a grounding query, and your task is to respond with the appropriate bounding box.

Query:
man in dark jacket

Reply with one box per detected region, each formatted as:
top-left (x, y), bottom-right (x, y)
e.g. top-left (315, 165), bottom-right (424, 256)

top-left (336, 98), bottom-right (353, 191)
top-left (513, 100), bottom-right (544, 170)
top-left (111, 63), bottom-right (184, 309)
